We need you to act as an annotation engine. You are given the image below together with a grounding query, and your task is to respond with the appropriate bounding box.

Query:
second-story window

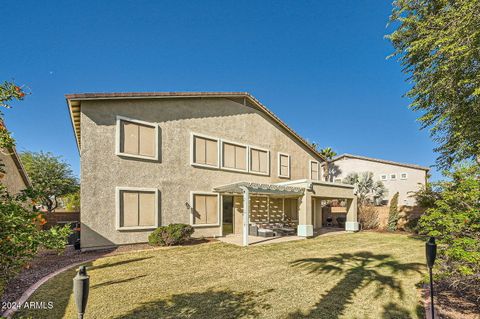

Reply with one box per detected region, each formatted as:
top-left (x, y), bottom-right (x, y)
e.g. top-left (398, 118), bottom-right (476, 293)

top-left (310, 160), bottom-right (320, 180)
top-left (116, 116), bottom-right (158, 160)
top-left (193, 135), bottom-right (219, 167)
top-left (250, 148), bottom-right (269, 174)
top-left (222, 142), bottom-right (247, 171)
top-left (278, 153), bottom-right (290, 178)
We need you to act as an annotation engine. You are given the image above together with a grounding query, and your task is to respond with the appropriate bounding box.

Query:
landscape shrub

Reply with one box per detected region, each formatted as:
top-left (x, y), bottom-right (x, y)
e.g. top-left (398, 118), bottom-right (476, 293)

top-left (417, 164), bottom-right (480, 303)
top-left (0, 187), bottom-right (71, 295)
top-left (358, 205), bottom-right (379, 230)
top-left (148, 223), bottom-right (194, 246)
top-left (387, 192), bottom-right (399, 231)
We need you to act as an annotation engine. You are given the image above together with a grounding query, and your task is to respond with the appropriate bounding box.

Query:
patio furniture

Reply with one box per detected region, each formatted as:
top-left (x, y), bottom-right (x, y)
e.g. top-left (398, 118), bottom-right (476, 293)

top-left (258, 228), bottom-right (275, 237)
top-left (273, 227), bottom-right (296, 236)
top-left (249, 225), bottom-right (259, 236)
top-left (326, 216), bottom-right (333, 227)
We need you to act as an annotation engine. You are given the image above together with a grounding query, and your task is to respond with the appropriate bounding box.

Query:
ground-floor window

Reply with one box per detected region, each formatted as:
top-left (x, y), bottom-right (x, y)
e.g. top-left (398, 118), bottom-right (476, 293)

top-left (116, 187), bottom-right (158, 230)
top-left (191, 193), bottom-right (219, 226)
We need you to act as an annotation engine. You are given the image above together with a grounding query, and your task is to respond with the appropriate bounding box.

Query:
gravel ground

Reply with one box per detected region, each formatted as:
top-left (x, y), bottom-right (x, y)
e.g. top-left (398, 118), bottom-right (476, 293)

top-left (1, 239), bottom-right (214, 308)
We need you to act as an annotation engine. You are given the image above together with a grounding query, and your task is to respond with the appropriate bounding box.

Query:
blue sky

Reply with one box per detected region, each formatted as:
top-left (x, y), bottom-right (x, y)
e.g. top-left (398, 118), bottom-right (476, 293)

top-left (2, 1), bottom-right (439, 180)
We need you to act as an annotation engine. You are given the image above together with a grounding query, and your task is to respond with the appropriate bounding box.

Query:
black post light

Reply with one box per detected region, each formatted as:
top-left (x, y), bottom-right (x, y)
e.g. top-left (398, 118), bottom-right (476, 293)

top-left (426, 236), bottom-right (437, 318)
top-left (73, 266), bottom-right (90, 319)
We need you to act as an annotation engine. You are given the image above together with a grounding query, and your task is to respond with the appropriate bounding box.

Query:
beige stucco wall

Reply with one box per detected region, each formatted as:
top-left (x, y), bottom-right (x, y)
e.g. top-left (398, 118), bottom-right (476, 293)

top-left (80, 97), bottom-right (325, 249)
top-left (0, 150), bottom-right (28, 195)
top-left (330, 157), bottom-right (428, 206)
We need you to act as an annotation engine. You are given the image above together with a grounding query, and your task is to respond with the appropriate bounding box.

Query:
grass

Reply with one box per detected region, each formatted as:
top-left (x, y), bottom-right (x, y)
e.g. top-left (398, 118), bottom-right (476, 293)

top-left (15, 232), bottom-right (426, 319)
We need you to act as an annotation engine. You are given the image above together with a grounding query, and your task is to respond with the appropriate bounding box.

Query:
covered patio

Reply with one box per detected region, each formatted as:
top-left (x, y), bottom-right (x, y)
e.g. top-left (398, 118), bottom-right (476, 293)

top-left (214, 180), bottom-right (358, 246)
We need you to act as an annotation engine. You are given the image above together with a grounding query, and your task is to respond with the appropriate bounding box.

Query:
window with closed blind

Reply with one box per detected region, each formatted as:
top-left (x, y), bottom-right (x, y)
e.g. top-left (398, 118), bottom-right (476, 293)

top-left (192, 134), bottom-right (219, 167)
top-left (222, 141), bottom-right (247, 171)
top-left (278, 153), bottom-right (290, 178)
top-left (116, 187), bottom-right (158, 230)
top-left (310, 160), bottom-right (320, 180)
top-left (191, 193), bottom-right (219, 226)
top-left (250, 147), bottom-right (269, 175)
top-left (116, 116), bottom-right (158, 160)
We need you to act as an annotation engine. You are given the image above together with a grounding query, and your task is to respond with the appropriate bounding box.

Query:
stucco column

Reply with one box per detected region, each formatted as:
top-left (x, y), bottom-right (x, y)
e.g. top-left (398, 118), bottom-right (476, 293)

top-left (239, 186), bottom-right (250, 246)
top-left (297, 189), bottom-right (313, 237)
top-left (345, 197), bottom-right (359, 231)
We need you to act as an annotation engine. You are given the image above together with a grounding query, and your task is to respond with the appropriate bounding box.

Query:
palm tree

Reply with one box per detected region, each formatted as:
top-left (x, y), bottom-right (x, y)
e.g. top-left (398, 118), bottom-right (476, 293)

top-left (319, 147), bottom-right (337, 181)
top-left (343, 172), bottom-right (387, 206)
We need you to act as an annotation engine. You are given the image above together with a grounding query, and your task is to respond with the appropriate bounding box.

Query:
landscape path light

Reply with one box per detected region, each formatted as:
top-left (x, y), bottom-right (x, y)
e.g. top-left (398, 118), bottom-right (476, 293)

top-left (73, 265), bottom-right (90, 319)
top-left (426, 236), bottom-right (437, 319)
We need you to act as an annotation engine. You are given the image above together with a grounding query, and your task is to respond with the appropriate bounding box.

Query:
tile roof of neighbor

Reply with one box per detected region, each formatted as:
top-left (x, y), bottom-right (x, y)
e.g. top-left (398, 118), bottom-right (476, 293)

top-left (330, 153), bottom-right (430, 171)
top-left (65, 92), bottom-right (327, 161)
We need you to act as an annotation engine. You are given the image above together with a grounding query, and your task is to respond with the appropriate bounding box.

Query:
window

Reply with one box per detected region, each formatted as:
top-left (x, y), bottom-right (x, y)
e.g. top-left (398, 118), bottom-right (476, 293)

top-left (309, 160), bottom-right (320, 180)
top-left (390, 173), bottom-right (397, 180)
top-left (400, 173), bottom-right (408, 180)
top-left (380, 174), bottom-right (387, 181)
top-left (248, 147), bottom-right (269, 175)
top-left (222, 142), bottom-right (247, 171)
top-left (116, 117), bottom-right (158, 160)
top-left (191, 193), bottom-right (219, 226)
top-left (284, 198), bottom-right (298, 221)
top-left (116, 187), bottom-right (158, 230)
top-left (278, 153), bottom-right (290, 178)
top-left (192, 134), bottom-right (219, 167)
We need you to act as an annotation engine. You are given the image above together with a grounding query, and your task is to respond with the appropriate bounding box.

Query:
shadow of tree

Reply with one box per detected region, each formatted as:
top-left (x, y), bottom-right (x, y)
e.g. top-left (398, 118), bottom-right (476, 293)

top-left (91, 274), bottom-right (147, 289)
top-left (114, 289), bottom-right (271, 319)
top-left (288, 251), bottom-right (423, 319)
top-left (88, 256), bottom-right (153, 271)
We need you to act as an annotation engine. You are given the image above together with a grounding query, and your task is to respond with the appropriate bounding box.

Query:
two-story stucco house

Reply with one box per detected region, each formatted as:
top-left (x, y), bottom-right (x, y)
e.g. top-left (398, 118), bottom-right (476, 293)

top-left (67, 92), bottom-right (358, 250)
top-left (328, 154), bottom-right (429, 206)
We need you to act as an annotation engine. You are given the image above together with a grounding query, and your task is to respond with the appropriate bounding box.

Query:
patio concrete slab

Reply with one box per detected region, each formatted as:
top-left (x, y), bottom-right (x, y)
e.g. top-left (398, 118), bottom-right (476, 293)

top-left (218, 227), bottom-right (346, 246)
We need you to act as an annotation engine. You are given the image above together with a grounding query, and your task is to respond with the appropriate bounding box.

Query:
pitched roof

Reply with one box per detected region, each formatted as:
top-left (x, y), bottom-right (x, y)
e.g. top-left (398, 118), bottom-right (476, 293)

top-left (65, 91), bottom-right (326, 161)
top-left (9, 145), bottom-right (32, 188)
top-left (330, 153), bottom-right (430, 171)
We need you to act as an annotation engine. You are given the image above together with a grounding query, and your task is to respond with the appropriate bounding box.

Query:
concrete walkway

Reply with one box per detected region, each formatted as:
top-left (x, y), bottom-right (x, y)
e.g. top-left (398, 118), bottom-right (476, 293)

top-left (218, 227), bottom-right (346, 246)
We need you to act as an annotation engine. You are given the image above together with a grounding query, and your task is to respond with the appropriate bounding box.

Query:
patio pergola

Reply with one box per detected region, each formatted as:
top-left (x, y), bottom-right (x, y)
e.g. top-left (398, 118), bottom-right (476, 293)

top-left (214, 182), bottom-right (305, 246)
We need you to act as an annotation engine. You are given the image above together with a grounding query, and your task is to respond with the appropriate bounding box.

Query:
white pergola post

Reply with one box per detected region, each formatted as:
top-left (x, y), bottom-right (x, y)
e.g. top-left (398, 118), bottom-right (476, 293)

top-left (239, 186), bottom-right (250, 247)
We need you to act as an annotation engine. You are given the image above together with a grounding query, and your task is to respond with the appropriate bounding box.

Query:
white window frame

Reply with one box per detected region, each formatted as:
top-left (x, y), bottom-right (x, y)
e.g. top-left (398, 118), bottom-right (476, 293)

top-left (390, 173), bottom-right (397, 180)
top-left (400, 172), bottom-right (408, 180)
top-left (380, 174), bottom-right (388, 181)
top-left (115, 187), bottom-right (159, 231)
top-left (190, 132), bottom-right (221, 169)
top-left (189, 191), bottom-right (221, 227)
top-left (220, 139), bottom-right (249, 173)
top-left (115, 116), bottom-right (159, 161)
top-left (248, 145), bottom-right (270, 176)
top-left (309, 160), bottom-right (321, 180)
top-left (277, 152), bottom-right (291, 178)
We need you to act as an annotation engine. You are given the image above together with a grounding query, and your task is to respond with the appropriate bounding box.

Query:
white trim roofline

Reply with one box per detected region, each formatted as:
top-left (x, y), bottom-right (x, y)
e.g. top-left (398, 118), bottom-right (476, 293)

top-left (330, 153), bottom-right (430, 171)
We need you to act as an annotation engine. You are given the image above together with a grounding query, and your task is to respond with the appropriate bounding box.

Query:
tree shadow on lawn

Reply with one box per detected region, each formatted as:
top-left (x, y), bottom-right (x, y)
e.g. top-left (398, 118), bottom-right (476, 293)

top-left (114, 289), bottom-right (272, 319)
top-left (288, 251), bottom-right (424, 319)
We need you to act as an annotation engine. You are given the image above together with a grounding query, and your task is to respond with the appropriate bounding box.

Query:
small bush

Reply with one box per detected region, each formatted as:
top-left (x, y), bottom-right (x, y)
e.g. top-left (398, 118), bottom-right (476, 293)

top-left (148, 223), bottom-right (194, 246)
top-left (358, 205), bottom-right (379, 230)
top-left (387, 192), bottom-right (400, 231)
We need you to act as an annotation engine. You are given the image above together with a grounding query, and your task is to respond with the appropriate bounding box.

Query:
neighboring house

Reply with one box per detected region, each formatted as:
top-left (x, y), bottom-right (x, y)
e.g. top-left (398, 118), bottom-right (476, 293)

top-left (328, 154), bottom-right (429, 206)
top-left (66, 92), bottom-right (359, 250)
top-left (0, 145), bottom-right (31, 195)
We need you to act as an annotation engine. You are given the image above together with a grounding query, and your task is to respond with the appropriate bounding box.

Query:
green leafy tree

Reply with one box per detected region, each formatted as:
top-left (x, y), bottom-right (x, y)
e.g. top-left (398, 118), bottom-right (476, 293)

top-left (388, 0), bottom-right (480, 168)
top-left (20, 151), bottom-right (79, 219)
top-left (0, 81), bottom-right (70, 294)
top-left (417, 164), bottom-right (480, 301)
top-left (63, 190), bottom-right (80, 211)
top-left (343, 172), bottom-right (387, 206)
top-left (319, 147), bottom-right (337, 181)
top-left (387, 192), bottom-right (400, 231)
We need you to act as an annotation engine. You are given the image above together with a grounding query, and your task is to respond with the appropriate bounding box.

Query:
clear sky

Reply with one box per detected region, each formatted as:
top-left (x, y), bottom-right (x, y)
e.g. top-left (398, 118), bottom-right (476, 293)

top-left (2, 0), bottom-right (440, 180)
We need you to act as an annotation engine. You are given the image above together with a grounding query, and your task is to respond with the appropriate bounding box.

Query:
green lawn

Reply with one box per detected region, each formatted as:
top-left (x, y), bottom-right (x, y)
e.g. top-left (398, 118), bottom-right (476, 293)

top-left (15, 232), bottom-right (426, 319)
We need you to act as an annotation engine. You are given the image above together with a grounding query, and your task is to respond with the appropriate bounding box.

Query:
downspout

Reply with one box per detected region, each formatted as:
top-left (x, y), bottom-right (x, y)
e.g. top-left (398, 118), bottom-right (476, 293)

top-left (239, 186), bottom-right (250, 247)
